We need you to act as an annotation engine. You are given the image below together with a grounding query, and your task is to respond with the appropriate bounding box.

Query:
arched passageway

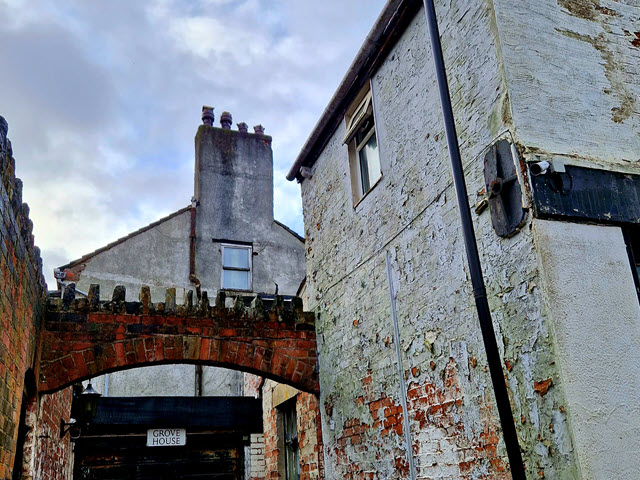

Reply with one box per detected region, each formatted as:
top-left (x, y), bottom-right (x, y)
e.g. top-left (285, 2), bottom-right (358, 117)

top-left (39, 286), bottom-right (318, 394)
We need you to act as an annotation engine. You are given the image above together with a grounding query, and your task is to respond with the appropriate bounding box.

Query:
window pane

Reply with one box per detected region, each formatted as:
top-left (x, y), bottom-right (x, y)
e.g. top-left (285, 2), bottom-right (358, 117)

top-left (222, 270), bottom-right (249, 290)
top-left (364, 132), bottom-right (381, 186)
top-left (359, 148), bottom-right (370, 193)
top-left (359, 132), bottom-right (380, 194)
top-left (355, 118), bottom-right (374, 146)
top-left (223, 247), bottom-right (249, 268)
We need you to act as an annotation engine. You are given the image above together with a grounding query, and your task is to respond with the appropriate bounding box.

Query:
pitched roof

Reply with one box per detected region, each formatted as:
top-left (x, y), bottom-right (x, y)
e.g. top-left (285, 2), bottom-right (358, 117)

top-left (58, 206), bottom-right (191, 270)
top-left (274, 219), bottom-right (305, 242)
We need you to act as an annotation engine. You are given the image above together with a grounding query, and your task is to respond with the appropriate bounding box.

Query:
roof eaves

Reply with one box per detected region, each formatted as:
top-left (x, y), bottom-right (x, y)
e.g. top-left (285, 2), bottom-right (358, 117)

top-left (286, 0), bottom-right (421, 182)
top-left (58, 206), bottom-right (192, 270)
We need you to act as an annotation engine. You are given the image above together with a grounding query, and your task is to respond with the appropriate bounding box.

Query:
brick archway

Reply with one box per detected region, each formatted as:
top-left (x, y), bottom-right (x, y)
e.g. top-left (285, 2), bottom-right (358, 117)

top-left (39, 286), bottom-right (318, 394)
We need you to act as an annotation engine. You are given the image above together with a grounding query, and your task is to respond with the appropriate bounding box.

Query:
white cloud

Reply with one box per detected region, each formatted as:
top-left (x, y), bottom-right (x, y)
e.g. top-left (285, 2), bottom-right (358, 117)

top-left (1, 0), bottom-right (387, 287)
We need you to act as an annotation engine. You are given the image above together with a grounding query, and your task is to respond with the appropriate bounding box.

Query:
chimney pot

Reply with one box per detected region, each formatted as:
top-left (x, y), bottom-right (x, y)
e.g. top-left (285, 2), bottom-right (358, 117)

top-left (202, 106), bottom-right (214, 126)
top-left (253, 124), bottom-right (265, 135)
top-left (220, 111), bottom-right (232, 129)
top-left (237, 122), bottom-right (248, 133)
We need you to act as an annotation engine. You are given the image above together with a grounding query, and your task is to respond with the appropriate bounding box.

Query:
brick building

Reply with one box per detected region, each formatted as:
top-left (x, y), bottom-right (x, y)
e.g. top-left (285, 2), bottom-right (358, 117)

top-left (288, 0), bottom-right (640, 478)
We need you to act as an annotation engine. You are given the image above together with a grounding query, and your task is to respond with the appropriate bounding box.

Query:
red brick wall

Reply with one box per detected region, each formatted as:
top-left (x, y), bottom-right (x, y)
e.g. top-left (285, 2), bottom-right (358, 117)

top-left (0, 116), bottom-right (72, 480)
top-left (40, 299), bottom-right (318, 395)
top-left (262, 380), bottom-right (324, 479)
top-left (20, 390), bottom-right (74, 480)
top-left (262, 381), bottom-right (280, 479)
top-left (244, 373), bottom-right (263, 397)
top-left (296, 392), bottom-right (324, 480)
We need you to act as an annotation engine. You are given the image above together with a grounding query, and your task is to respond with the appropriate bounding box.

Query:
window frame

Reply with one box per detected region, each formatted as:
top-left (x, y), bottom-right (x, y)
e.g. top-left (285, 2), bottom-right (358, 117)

top-left (280, 399), bottom-right (299, 480)
top-left (220, 243), bottom-right (253, 291)
top-left (344, 82), bottom-right (382, 206)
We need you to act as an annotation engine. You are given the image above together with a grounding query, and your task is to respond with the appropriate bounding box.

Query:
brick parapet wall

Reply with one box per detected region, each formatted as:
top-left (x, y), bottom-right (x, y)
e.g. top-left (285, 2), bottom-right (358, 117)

top-left (40, 289), bottom-right (318, 394)
top-left (0, 115), bottom-right (71, 480)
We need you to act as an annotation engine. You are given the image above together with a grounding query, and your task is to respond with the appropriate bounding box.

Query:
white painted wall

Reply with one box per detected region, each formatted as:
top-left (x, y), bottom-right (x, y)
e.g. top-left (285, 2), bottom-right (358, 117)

top-left (534, 219), bottom-right (640, 480)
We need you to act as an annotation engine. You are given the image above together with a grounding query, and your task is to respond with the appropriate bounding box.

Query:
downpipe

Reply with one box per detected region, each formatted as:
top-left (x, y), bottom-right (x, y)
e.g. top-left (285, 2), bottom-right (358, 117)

top-left (422, 1), bottom-right (526, 478)
top-left (189, 196), bottom-right (202, 299)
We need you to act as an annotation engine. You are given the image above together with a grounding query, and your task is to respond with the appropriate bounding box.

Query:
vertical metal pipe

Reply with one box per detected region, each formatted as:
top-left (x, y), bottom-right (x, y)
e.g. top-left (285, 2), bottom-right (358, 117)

top-left (385, 253), bottom-right (417, 480)
top-left (189, 196), bottom-right (202, 299)
top-left (421, 1), bottom-right (526, 478)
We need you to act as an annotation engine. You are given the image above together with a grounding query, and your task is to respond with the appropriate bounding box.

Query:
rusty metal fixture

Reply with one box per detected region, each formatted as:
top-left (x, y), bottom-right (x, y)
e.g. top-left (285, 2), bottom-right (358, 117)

top-left (483, 139), bottom-right (525, 238)
top-left (253, 124), bottom-right (264, 135)
top-left (189, 196), bottom-right (201, 299)
top-left (201, 106), bottom-right (214, 126)
top-left (237, 122), bottom-right (248, 133)
top-left (220, 111), bottom-right (232, 129)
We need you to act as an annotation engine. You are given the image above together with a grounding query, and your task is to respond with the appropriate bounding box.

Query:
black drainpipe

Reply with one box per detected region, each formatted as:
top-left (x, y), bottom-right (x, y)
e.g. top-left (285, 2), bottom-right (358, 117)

top-left (189, 195), bottom-right (202, 300)
top-left (422, 1), bottom-right (526, 478)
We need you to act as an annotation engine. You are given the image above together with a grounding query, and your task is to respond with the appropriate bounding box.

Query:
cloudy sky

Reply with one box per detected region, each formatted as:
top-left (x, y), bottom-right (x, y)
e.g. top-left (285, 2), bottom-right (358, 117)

top-left (0, 0), bottom-right (387, 287)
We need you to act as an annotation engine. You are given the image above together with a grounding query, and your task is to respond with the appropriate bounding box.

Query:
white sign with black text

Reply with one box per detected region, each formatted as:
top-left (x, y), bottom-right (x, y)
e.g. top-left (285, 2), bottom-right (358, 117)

top-left (146, 428), bottom-right (186, 447)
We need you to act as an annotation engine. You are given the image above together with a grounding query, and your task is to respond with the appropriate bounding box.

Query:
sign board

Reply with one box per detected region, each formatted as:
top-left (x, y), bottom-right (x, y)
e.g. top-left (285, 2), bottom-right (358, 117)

top-left (146, 428), bottom-right (186, 447)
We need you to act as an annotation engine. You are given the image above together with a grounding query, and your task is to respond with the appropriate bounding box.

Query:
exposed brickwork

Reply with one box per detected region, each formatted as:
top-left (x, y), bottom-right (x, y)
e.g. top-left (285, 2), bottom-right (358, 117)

top-left (40, 289), bottom-right (318, 394)
top-left (296, 392), bottom-right (323, 480)
top-left (0, 115), bottom-right (72, 480)
top-left (244, 373), bottom-right (264, 398)
top-left (26, 390), bottom-right (74, 480)
top-left (262, 380), bottom-right (324, 479)
top-left (249, 433), bottom-right (266, 480)
top-left (262, 381), bottom-right (281, 479)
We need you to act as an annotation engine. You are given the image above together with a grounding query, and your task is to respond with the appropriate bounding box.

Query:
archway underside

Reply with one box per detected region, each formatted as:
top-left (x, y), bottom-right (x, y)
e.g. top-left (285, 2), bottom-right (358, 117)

top-left (39, 286), bottom-right (318, 394)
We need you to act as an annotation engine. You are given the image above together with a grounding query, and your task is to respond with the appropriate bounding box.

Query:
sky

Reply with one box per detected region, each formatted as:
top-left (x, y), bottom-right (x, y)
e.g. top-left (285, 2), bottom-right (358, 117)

top-left (0, 0), bottom-right (387, 288)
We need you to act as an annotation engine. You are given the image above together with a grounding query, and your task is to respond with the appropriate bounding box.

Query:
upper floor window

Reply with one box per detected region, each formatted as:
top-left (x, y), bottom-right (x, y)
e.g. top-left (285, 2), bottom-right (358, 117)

top-left (344, 84), bottom-right (382, 203)
top-left (221, 244), bottom-right (252, 291)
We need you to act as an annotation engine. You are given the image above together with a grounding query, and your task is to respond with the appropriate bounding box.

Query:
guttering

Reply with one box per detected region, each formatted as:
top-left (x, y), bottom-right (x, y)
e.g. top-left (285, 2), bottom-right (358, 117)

top-left (422, 1), bottom-right (525, 477)
top-left (287, 0), bottom-right (421, 182)
top-left (189, 196), bottom-right (202, 299)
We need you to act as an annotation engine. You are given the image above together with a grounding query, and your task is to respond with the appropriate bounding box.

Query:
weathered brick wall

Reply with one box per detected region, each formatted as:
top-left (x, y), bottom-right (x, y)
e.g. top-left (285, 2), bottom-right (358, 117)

top-left (0, 115), bottom-right (72, 480)
top-left (27, 390), bottom-right (74, 480)
top-left (262, 380), bottom-right (323, 479)
top-left (262, 380), bottom-right (281, 479)
top-left (296, 391), bottom-right (323, 480)
top-left (40, 290), bottom-right (318, 394)
top-left (244, 373), bottom-right (263, 398)
top-left (248, 433), bottom-right (266, 480)
top-left (300, 2), bottom-right (577, 479)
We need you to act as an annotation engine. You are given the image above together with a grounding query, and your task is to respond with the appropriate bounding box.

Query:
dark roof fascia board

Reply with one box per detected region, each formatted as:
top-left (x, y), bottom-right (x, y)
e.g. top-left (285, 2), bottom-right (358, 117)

top-left (58, 206), bottom-right (191, 270)
top-left (286, 0), bottom-right (422, 182)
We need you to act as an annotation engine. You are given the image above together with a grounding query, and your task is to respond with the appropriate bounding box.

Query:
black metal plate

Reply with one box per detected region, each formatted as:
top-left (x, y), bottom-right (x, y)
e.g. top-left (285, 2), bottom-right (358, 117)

top-left (531, 165), bottom-right (640, 224)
